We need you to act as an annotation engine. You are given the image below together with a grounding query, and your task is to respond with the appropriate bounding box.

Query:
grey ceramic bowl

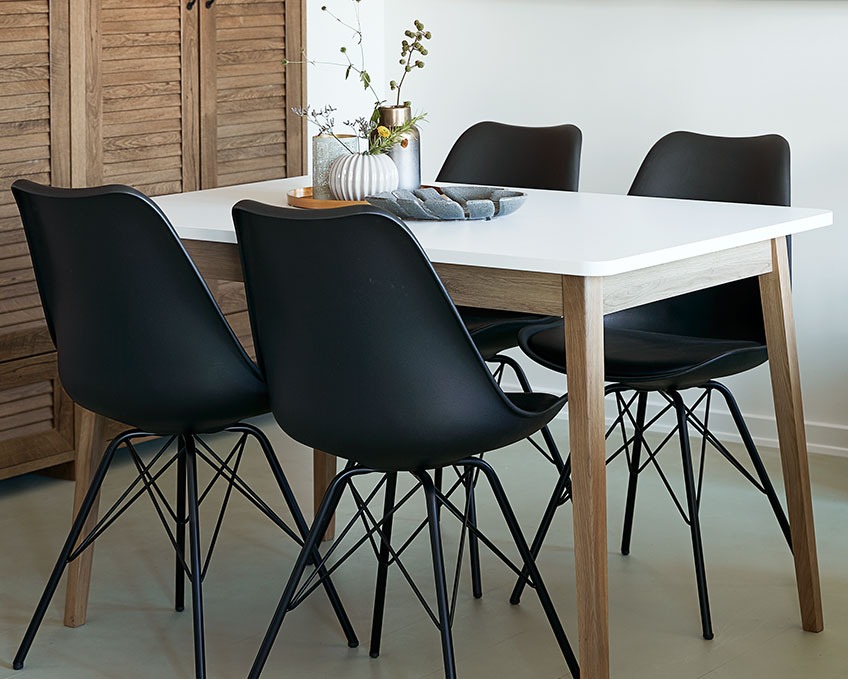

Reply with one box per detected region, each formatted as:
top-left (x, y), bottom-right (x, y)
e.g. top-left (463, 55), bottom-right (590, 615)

top-left (365, 185), bottom-right (527, 221)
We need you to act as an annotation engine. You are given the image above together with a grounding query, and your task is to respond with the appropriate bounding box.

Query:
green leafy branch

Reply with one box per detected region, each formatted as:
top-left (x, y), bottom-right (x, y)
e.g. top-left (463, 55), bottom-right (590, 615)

top-left (342, 111), bottom-right (425, 155)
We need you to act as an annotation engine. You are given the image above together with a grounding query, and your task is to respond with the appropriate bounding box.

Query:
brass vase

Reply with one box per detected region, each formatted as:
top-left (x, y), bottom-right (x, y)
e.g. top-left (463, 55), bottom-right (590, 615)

top-left (378, 105), bottom-right (420, 191)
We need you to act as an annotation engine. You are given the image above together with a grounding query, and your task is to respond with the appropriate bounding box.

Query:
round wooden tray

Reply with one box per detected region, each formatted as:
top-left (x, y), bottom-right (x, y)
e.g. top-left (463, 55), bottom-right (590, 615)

top-left (287, 186), bottom-right (366, 209)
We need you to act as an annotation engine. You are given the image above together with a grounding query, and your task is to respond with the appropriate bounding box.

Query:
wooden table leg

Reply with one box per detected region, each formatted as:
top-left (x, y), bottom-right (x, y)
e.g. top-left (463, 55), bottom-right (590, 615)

top-left (63, 407), bottom-right (106, 627)
top-left (562, 274), bottom-right (610, 679)
top-left (314, 449), bottom-right (337, 541)
top-left (759, 237), bottom-right (824, 632)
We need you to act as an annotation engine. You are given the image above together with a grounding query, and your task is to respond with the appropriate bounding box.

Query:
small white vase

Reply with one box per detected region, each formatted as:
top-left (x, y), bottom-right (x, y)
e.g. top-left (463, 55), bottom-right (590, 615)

top-left (328, 152), bottom-right (399, 201)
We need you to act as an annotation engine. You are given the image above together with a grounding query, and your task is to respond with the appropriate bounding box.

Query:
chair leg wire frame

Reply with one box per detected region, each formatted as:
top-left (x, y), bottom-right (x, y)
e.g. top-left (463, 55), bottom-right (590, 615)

top-left (510, 381), bottom-right (792, 640)
top-left (464, 354), bottom-right (567, 600)
top-left (247, 459), bottom-right (580, 679)
top-left (13, 424), bottom-right (357, 679)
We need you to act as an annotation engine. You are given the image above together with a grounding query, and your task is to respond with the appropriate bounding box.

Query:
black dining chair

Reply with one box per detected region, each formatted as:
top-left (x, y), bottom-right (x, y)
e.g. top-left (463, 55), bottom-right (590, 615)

top-left (232, 201), bottom-right (580, 679)
top-left (10, 180), bottom-right (357, 678)
top-left (437, 121), bottom-right (582, 399)
top-left (437, 121), bottom-right (582, 595)
top-left (511, 131), bottom-right (794, 640)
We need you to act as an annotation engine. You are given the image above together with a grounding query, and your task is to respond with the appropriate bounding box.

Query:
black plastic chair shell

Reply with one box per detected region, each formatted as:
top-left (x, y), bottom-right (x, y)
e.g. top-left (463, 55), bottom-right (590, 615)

top-left (233, 201), bottom-right (579, 679)
top-left (10, 180), bottom-right (356, 679)
top-left (515, 131), bottom-right (793, 640)
top-left (437, 121), bottom-right (583, 360)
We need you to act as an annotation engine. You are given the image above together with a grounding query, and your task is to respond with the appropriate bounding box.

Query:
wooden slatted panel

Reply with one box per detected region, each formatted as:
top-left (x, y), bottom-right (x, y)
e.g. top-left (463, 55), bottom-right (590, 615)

top-left (0, 0), bottom-right (55, 361)
top-left (0, 352), bottom-right (75, 479)
top-left (98, 0), bottom-right (189, 196)
top-left (205, 279), bottom-right (254, 359)
top-left (209, 0), bottom-right (287, 187)
top-left (0, 380), bottom-right (54, 440)
top-left (197, 1), bottom-right (303, 358)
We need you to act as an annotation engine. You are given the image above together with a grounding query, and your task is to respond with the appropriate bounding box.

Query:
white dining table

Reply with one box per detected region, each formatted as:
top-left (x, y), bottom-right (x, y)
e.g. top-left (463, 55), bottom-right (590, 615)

top-left (67, 176), bottom-right (831, 679)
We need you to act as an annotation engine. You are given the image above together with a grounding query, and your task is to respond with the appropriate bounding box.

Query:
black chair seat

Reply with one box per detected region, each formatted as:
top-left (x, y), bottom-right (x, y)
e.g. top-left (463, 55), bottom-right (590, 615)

top-left (521, 324), bottom-right (768, 390)
top-left (460, 306), bottom-right (558, 359)
top-left (504, 390), bottom-right (564, 413)
top-left (79, 366), bottom-right (269, 435)
top-left (317, 389), bottom-right (565, 473)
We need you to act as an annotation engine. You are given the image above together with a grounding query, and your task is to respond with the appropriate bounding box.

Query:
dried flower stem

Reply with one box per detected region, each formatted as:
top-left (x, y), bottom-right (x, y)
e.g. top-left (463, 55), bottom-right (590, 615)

top-left (287, 2), bottom-right (431, 156)
top-left (319, 3), bottom-right (382, 104)
top-left (390, 20), bottom-right (431, 106)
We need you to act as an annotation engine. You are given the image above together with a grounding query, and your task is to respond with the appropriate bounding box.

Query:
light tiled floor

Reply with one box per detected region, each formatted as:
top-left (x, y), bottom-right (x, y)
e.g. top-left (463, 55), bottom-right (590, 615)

top-left (0, 415), bottom-right (846, 678)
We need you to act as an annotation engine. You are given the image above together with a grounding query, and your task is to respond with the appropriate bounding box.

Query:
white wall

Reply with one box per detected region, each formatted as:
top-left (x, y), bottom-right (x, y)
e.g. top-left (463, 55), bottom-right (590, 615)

top-left (305, 1), bottom-right (386, 145)
top-left (311, 1), bottom-right (848, 455)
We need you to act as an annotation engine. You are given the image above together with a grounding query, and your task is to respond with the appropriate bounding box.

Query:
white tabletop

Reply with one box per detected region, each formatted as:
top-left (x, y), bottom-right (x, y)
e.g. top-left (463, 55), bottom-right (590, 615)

top-left (154, 177), bottom-right (832, 277)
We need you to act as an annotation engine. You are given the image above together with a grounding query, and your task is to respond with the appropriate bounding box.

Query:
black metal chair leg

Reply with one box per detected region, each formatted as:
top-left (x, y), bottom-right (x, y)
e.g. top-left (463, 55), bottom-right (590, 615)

top-left (493, 353), bottom-right (533, 392)
top-left (436, 463), bottom-right (486, 601)
top-left (467, 458), bottom-right (579, 678)
top-left (539, 423), bottom-right (566, 472)
top-left (465, 469), bottom-right (483, 599)
top-left (183, 436), bottom-right (207, 679)
top-left (370, 472), bottom-right (397, 658)
top-left (477, 353), bottom-right (566, 603)
top-left (415, 471), bottom-right (457, 679)
top-left (621, 391), bottom-right (648, 555)
top-left (509, 458), bottom-right (572, 605)
top-left (230, 423), bottom-right (358, 648)
top-left (711, 382), bottom-right (792, 549)
top-left (13, 432), bottom-right (129, 670)
top-left (434, 467), bottom-right (444, 517)
top-left (671, 391), bottom-right (714, 640)
top-left (248, 468), bottom-right (366, 679)
top-left (175, 438), bottom-right (187, 613)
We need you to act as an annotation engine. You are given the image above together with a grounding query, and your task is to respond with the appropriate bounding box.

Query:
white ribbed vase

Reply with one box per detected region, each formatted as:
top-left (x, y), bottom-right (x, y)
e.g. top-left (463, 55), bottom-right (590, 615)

top-left (328, 152), bottom-right (399, 201)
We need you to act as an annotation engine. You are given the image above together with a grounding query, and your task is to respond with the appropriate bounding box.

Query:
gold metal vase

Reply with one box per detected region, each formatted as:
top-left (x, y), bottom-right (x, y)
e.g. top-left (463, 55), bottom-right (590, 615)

top-left (378, 105), bottom-right (421, 191)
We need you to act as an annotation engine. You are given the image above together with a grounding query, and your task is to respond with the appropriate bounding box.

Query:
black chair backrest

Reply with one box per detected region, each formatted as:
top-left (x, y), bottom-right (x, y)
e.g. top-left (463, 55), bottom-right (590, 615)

top-left (437, 121), bottom-right (582, 191)
top-left (233, 202), bottom-right (554, 470)
top-left (605, 131), bottom-right (791, 343)
top-left (12, 179), bottom-right (265, 432)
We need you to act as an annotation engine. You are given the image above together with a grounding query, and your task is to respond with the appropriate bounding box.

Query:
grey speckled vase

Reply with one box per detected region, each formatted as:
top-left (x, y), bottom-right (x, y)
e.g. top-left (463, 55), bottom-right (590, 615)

top-left (378, 105), bottom-right (420, 191)
top-left (312, 134), bottom-right (358, 199)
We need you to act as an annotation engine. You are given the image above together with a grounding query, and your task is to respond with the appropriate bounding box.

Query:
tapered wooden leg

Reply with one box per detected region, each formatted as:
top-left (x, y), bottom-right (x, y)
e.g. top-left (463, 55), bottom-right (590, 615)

top-left (314, 449), bottom-right (337, 541)
top-left (63, 407), bottom-right (107, 627)
top-left (562, 274), bottom-right (609, 679)
top-left (759, 237), bottom-right (823, 632)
